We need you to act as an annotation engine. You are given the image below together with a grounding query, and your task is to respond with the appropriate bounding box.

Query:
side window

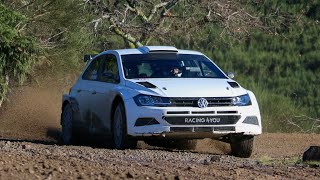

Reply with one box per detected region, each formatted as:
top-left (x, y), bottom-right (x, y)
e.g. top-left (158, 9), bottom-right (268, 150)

top-left (99, 54), bottom-right (120, 83)
top-left (82, 57), bottom-right (103, 80)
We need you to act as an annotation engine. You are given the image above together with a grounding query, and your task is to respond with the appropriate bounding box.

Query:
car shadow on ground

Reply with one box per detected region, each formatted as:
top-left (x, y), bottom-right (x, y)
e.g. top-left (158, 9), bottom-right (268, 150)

top-left (1, 127), bottom-right (230, 156)
top-left (46, 127), bottom-right (61, 142)
top-left (0, 137), bottom-right (56, 145)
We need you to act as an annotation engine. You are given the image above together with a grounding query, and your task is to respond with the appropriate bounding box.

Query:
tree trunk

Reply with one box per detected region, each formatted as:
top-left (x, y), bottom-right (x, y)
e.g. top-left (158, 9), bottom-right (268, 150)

top-left (0, 75), bottom-right (9, 107)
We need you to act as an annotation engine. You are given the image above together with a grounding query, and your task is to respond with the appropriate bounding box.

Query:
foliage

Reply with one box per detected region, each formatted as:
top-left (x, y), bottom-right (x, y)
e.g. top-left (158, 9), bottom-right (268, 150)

top-left (193, 0), bottom-right (320, 132)
top-left (84, 0), bottom-right (261, 48)
top-left (1, 0), bottom-right (319, 132)
top-left (0, 3), bottom-right (37, 103)
top-left (6, 0), bottom-right (97, 74)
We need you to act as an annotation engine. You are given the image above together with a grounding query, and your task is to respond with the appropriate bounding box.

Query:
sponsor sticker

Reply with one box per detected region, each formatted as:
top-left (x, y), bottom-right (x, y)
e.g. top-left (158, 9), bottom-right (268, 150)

top-left (184, 117), bottom-right (221, 124)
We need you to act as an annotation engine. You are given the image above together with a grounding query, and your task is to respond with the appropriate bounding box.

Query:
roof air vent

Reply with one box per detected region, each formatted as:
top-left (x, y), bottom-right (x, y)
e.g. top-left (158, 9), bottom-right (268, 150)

top-left (138, 46), bottom-right (178, 54)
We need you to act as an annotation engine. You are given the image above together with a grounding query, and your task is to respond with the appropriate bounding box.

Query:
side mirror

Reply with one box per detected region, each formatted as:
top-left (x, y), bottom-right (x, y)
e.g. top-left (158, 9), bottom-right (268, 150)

top-left (226, 72), bottom-right (235, 79)
top-left (84, 54), bottom-right (97, 62)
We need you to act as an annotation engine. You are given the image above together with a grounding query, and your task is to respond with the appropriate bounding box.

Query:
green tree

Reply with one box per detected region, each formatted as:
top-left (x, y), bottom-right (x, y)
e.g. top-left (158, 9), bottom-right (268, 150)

top-left (0, 3), bottom-right (37, 106)
top-left (194, 0), bottom-right (320, 132)
top-left (5, 0), bottom-right (96, 73)
top-left (84, 0), bottom-right (262, 48)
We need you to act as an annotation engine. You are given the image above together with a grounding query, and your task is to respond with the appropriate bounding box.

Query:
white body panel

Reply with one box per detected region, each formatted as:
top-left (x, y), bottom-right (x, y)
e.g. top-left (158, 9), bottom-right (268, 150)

top-left (126, 78), bottom-right (247, 97)
top-left (62, 46), bottom-right (262, 140)
top-left (124, 90), bottom-right (261, 137)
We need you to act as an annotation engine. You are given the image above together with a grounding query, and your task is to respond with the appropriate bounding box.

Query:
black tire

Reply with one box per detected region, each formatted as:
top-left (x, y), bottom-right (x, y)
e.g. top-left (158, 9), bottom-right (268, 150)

top-left (61, 104), bottom-right (74, 145)
top-left (230, 135), bottom-right (254, 158)
top-left (112, 102), bottom-right (137, 149)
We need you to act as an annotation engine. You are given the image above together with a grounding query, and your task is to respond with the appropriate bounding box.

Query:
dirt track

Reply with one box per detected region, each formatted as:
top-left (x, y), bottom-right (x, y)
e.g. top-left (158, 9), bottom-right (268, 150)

top-left (0, 77), bottom-right (319, 179)
top-left (0, 139), bottom-right (319, 180)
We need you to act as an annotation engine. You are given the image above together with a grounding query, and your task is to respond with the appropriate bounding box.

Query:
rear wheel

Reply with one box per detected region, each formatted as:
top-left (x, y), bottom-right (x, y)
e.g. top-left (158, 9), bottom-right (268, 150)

top-left (112, 102), bottom-right (137, 149)
top-left (61, 104), bottom-right (74, 145)
top-left (230, 135), bottom-right (254, 158)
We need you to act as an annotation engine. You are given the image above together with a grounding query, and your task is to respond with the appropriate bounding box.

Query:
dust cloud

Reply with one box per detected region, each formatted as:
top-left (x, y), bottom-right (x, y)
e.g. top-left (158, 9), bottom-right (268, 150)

top-left (0, 86), bottom-right (61, 141)
top-left (0, 74), bottom-right (75, 141)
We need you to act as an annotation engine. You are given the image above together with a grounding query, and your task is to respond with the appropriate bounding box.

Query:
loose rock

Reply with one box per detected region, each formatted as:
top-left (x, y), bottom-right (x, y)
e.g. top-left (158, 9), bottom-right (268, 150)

top-left (303, 146), bottom-right (320, 162)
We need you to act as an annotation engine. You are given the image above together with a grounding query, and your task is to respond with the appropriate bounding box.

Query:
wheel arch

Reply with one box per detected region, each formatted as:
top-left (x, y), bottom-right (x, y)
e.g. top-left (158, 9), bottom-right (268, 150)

top-left (61, 98), bottom-right (71, 125)
top-left (110, 94), bottom-right (137, 149)
top-left (110, 95), bottom-right (125, 122)
top-left (110, 94), bottom-right (128, 132)
top-left (61, 95), bottom-right (80, 125)
top-left (62, 100), bottom-right (70, 111)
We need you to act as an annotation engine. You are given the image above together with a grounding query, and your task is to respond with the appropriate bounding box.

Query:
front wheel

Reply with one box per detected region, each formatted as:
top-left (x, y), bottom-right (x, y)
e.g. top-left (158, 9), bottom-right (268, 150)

top-left (230, 135), bottom-right (254, 158)
top-left (61, 104), bottom-right (74, 145)
top-left (112, 102), bottom-right (137, 149)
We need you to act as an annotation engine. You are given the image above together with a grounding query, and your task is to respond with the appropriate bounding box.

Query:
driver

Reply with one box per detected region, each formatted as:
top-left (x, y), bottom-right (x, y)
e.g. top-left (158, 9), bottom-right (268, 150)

top-left (170, 66), bottom-right (182, 77)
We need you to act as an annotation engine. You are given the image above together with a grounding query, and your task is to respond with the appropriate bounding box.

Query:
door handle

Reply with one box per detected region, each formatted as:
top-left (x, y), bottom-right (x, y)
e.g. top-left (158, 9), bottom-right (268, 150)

top-left (90, 90), bottom-right (97, 94)
top-left (76, 89), bottom-right (82, 93)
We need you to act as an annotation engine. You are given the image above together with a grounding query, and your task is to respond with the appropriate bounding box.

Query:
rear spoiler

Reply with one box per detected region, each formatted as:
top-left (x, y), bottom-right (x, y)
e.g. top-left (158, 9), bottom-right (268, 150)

top-left (84, 54), bottom-right (97, 62)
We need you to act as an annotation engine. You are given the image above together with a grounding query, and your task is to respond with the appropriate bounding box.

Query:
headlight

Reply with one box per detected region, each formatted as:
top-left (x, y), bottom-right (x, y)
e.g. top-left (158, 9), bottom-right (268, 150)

top-left (133, 94), bottom-right (171, 106)
top-left (231, 94), bottom-right (252, 106)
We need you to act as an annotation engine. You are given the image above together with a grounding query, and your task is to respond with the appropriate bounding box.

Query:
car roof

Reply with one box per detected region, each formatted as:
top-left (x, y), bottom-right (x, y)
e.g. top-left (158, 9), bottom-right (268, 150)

top-left (100, 46), bottom-right (204, 56)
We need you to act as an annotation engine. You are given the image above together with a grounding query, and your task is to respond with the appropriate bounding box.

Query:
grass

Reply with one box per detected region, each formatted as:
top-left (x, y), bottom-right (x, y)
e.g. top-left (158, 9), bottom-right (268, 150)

top-left (257, 155), bottom-right (320, 168)
top-left (257, 156), bottom-right (300, 166)
top-left (257, 155), bottom-right (274, 165)
top-left (296, 159), bottom-right (320, 168)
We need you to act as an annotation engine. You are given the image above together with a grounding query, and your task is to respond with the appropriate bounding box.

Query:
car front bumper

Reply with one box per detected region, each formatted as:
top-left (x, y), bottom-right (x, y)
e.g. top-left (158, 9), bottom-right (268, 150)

top-left (124, 97), bottom-right (262, 139)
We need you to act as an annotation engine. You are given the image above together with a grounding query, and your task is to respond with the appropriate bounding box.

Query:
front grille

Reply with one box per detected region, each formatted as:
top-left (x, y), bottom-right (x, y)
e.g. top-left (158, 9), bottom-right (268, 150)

top-left (170, 127), bottom-right (235, 132)
top-left (170, 127), bottom-right (213, 132)
top-left (167, 111), bottom-right (189, 115)
top-left (164, 115), bottom-right (241, 125)
top-left (214, 126), bottom-right (235, 131)
top-left (170, 127), bottom-right (193, 132)
top-left (170, 97), bottom-right (233, 107)
top-left (217, 111), bottom-right (238, 114)
top-left (192, 111), bottom-right (215, 114)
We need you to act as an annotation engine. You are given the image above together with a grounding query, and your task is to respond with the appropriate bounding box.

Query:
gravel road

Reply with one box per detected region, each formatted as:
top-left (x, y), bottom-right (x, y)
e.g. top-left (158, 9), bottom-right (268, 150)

top-left (0, 135), bottom-right (320, 180)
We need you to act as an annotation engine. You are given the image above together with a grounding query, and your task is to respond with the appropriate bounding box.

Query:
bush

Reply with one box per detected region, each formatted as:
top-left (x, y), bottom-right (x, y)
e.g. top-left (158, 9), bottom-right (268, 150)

top-left (0, 3), bottom-right (37, 103)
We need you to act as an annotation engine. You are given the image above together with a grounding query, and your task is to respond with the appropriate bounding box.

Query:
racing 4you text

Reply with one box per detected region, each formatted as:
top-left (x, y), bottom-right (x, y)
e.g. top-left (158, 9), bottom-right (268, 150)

top-left (185, 117), bottom-right (221, 124)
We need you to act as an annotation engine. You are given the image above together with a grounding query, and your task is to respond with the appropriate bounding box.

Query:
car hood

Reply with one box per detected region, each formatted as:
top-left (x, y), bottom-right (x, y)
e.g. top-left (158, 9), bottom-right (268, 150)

top-left (125, 78), bottom-right (248, 97)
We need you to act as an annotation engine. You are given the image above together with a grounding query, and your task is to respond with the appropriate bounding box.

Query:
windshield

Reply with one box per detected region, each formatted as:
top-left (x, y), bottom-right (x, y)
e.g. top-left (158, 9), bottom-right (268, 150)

top-left (121, 53), bottom-right (227, 79)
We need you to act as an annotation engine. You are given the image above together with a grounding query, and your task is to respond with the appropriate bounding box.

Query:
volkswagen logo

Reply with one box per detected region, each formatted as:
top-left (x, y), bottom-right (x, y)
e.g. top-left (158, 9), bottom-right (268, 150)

top-left (197, 98), bottom-right (208, 108)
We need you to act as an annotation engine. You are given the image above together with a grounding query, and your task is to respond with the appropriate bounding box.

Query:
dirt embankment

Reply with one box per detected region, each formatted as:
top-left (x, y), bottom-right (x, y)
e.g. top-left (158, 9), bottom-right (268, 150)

top-left (0, 75), bottom-right (319, 179)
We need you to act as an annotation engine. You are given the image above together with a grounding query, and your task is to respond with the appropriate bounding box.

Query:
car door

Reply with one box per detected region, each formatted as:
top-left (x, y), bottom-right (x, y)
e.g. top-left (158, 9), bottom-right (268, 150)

top-left (73, 56), bottom-right (104, 130)
top-left (87, 54), bottom-right (120, 136)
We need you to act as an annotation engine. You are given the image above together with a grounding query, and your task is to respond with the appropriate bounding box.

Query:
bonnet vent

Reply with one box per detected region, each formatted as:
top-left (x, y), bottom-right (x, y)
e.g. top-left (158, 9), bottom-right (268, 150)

top-left (136, 82), bottom-right (157, 88)
top-left (228, 82), bottom-right (240, 88)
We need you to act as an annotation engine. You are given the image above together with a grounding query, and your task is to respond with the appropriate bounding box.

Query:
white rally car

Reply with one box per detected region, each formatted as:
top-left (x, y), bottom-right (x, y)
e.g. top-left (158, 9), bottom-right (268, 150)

top-left (61, 46), bottom-right (261, 157)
